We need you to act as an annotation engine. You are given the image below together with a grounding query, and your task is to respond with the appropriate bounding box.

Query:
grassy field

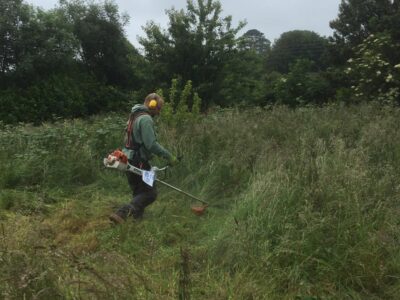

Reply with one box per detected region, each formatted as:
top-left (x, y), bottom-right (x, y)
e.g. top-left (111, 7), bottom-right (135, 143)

top-left (1, 103), bottom-right (400, 299)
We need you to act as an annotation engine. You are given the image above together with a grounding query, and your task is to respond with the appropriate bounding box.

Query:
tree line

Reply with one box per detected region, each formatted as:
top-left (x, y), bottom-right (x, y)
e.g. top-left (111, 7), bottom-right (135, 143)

top-left (0, 0), bottom-right (399, 124)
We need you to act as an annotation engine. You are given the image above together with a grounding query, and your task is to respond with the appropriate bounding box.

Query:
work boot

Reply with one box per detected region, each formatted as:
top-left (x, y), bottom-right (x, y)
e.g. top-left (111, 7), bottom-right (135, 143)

top-left (109, 213), bottom-right (125, 225)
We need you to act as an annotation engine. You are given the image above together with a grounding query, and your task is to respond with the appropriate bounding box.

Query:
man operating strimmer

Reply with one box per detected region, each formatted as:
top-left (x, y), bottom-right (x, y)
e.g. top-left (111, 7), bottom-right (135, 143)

top-left (109, 93), bottom-right (178, 224)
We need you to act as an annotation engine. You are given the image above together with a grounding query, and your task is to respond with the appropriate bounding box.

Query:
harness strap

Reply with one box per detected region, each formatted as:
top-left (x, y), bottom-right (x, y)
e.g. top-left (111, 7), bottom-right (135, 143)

top-left (125, 112), bottom-right (149, 150)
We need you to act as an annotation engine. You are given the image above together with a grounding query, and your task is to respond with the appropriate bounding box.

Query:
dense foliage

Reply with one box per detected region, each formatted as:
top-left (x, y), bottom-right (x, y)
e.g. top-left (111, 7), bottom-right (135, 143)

top-left (1, 0), bottom-right (399, 124)
top-left (265, 30), bottom-right (329, 74)
top-left (139, 0), bottom-right (245, 108)
top-left (329, 0), bottom-right (400, 60)
top-left (0, 0), bottom-right (141, 123)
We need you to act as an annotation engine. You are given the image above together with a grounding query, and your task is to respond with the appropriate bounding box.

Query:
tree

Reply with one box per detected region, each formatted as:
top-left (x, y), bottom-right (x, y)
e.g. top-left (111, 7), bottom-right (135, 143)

top-left (272, 59), bottom-right (331, 106)
top-left (217, 29), bottom-right (270, 106)
top-left (266, 30), bottom-right (328, 73)
top-left (0, 0), bottom-right (25, 76)
top-left (329, 0), bottom-right (400, 62)
top-left (330, 0), bottom-right (399, 45)
top-left (139, 0), bottom-right (245, 108)
top-left (218, 47), bottom-right (266, 106)
top-left (0, 0), bottom-right (79, 87)
top-left (345, 33), bottom-right (400, 104)
top-left (59, 0), bottom-right (142, 88)
top-left (0, 0), bottom-right (142, 123)
top-left (18, 8), bottom-right (79, 80)
top-left (238, 29), bottom-right (271, 54)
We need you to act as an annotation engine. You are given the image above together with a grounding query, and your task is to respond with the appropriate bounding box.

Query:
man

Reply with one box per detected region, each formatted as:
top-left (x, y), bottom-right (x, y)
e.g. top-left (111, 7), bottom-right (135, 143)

top-left (109, 93), bottom-right (177, 224)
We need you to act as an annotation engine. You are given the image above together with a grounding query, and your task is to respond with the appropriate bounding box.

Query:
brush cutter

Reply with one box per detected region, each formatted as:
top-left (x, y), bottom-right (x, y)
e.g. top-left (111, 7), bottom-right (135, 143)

top-left (103, 150), bottom-right (208, 215)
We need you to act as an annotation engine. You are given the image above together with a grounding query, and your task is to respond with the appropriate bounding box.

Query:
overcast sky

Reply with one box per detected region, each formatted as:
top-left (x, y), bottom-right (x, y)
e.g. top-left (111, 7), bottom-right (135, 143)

top-left (27, 0), bottom-right (342, 48)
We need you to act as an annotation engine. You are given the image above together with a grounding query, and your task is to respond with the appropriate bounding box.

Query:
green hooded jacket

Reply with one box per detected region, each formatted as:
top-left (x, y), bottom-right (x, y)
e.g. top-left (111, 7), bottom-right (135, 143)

top-left (125, 104), bottom-right (172, 162)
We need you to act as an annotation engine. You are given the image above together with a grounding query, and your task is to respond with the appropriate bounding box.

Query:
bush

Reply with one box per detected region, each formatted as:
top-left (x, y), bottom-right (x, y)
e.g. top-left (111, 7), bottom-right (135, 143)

top-left (273, 59), bottom-right (332, 106)
top-left (345, 33), bottom-right (400, 104)
top-left (0, 73), bottom-right (132, 125)
top-left (158, 79), bottom-right (202, 127)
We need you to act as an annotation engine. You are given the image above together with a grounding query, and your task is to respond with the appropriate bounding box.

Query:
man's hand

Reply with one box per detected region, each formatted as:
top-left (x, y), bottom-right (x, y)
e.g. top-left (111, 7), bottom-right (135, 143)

top-left (169, 155), bottom-right (178, 166)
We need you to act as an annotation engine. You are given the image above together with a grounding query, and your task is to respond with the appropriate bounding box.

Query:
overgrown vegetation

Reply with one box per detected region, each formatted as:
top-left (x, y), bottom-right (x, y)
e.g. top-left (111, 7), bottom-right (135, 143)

top-left (1, 103), bottom-right (400, 299)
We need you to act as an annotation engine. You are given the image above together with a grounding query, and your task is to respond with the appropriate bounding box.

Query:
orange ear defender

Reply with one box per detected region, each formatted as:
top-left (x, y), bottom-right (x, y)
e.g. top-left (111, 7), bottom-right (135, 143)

top-left (149, 99), bottom-right (157, 109)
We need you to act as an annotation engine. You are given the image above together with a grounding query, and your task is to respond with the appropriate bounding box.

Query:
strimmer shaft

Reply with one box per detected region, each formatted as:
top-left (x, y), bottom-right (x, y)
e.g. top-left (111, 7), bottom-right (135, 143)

top-left (105, 159), bottom-right (208, 205)
top-left (155, 178), bottom-right (209, 205)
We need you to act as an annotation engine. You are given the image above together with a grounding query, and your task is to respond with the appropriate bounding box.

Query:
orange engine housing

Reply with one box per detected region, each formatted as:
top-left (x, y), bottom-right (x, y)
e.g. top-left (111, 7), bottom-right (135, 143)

top-left (110, 149), bottom-right (128, 164)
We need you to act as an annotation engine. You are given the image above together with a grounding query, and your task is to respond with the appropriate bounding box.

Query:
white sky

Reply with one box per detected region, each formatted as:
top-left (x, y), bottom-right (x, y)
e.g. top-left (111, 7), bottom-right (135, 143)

top-left (26, 0), bottom-right (341, 49)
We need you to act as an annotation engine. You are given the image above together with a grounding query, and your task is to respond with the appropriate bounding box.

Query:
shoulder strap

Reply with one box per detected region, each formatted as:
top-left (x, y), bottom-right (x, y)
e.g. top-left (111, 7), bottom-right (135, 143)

top-left (125, 112), bottom-right (149, 149)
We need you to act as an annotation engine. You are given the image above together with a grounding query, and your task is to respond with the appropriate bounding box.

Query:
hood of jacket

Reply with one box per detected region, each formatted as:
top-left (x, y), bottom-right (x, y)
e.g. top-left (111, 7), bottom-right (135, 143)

top-left (131, 104), bottom-right (150, 114)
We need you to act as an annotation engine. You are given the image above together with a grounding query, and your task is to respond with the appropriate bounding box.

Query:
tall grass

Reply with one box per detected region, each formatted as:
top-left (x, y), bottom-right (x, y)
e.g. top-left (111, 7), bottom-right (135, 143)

top-left (0, 103), bottom-right (399, 299)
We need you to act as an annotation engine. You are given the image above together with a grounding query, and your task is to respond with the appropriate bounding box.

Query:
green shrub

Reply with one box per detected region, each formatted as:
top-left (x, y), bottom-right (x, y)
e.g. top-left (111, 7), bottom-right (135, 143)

top-left (345, 33), bottom-right (400, 104)
top-left (158, 79), bottom-right (203, 127)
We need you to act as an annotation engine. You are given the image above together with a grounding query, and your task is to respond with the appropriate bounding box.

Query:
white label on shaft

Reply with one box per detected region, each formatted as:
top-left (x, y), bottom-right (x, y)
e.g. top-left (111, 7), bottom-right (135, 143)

top-left (142, 170), bottom-right (155, 186)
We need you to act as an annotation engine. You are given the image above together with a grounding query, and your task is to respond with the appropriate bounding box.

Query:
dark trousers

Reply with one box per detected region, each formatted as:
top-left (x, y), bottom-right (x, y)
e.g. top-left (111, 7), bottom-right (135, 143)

top-left (116, 159), bottom-right (157, 219)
